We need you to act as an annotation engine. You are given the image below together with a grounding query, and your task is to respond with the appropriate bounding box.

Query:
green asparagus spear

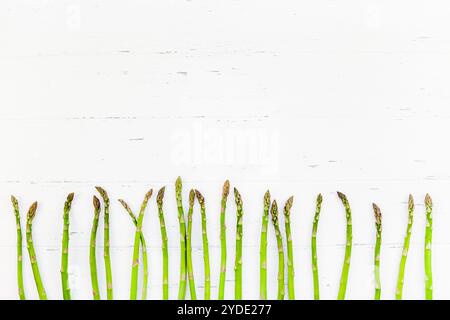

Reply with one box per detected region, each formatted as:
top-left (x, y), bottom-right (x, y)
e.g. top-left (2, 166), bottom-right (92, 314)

top-left (396, 195), bottom-right (414, 300)
top-left (425, 194), bottom-right (433, 300)
top-left (121, 190), bottom-right (152, 300)
top-left (90, 196), bottom-right (101, 300)
top-left (372, 203), bottom-right (382, 300)
top-left (118, 190), bottom-right (152, 300)
top-left (157, 187), bottom-right (169, 300)
top-left (11, 196), bottom-right (25, 300)
top-left (271, 200), bottom-right (285, 300)
top-left (175, 177), bottom-right (187, 300)
top-left (218, 180), bottom-right (230, 300)
top-left (234, 188), bottom-right (244, 300)
top-left (186, 189), bottom-right (197, 300)
top-left (61, 193), bottom-right (75, 300)
top-left (284, 196), bottom-right (295, 300)
top-left (26, 202), bottom-right (47, 300)
top-left (95, 186), bottom-right (113, 300)
top-left (337, 192), bottom-right (352, 300)
top-left (311, 194), bottom-right (322, 300)
top-left (196, 190), bottom-right (211, 300)
top-left (260, 190), bottom-right (270, 300)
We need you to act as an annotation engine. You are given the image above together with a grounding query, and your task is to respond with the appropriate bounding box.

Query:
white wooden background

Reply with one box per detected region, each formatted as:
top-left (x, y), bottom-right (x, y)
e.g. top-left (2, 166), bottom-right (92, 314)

top-left (1, 0), bottom-right (450, 300)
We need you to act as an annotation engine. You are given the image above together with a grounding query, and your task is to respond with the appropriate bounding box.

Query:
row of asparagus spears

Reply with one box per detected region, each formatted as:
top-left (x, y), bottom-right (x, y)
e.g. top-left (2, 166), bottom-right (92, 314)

top-left (10, 177), bottom-right (433, 300)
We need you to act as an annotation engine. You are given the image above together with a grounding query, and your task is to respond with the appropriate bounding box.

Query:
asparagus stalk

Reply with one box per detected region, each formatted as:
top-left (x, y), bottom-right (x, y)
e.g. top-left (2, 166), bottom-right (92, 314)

top-left (372, 203), bottom-right (382, 300)
top-left (120, 189), bottom-right (152, 300)
top-left (271, 200), bottom-right (285, 300)
top-left (175, 177), bottom-right (187, 300)
top-left (284, 196), bottom-right (295, 300)
top-left (26, 202), bottom-right (47, 300)
top-left (396, 195), bottom-right (414, 300)
top-left (117, 199), bottom-right (148, 296)
top-left (11, 196), bottom-right (25, 300)
top-left (218, 180), bottom-right (230, 300)
top-left (90, 196), bottom-right (101, 300)
top-left (311, 193), bottom-right (323, 300)
top-left (425, 194), bottom-right (433, 300)
top-left (260, 190), bottom-right (270, 300)
top-left (234, 188), bottom-right (244, 300)
top-left (186, 189), bottom-right (197, 300)
top-left (196, 190), bottom-right (211, 300)
top-left (337, 191), bottom-right (352, 300)
top-left (95, 186), bottom-right (113, 300)
top-left (157, 187), bottom-right (169, 300)
top-left (61, 192), bottom-right (75, 300)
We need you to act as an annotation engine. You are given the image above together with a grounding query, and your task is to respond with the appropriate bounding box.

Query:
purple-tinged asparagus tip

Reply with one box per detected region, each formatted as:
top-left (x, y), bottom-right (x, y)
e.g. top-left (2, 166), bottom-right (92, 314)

top-left (372, 203), bottom-right (382, 225)
top-left (195, 189), bottom-right (205, 206)
top-left (27, 201), bottom-right (38, 221)
top-left (118, 199), bottom-right (131, 212)
top-left (157, 187), bottom-right (166, 205)
top-left (222, 180), bottom-right (230, 198)
top-left (93, 196), bottom-right (101, 211)
top-left (95, 186), bottom-right (109, 200)
top-left (144, 189), bottom-right (153, 201)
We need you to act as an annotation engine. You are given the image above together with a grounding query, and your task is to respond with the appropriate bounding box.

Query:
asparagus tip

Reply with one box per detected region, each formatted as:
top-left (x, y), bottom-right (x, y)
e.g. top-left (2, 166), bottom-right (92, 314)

top-left (425, 193), bottom-right (433, 208)
top-left (372, 203), bottom-right (382, 225)
top-left (317, 193), bottom-right (323, 204)
top-left (118, 199), bottom-right (130, 212)
top-left (222, 180), bottom-right (230, 198)
top-left (195, 189), bottom-right (205, 206)
top-left (11, 195), bottom-right (18, 207)
top-left (234, 187), bottom-right (242, 207)
top-left (157, 186), bottom-right (166, 205)
top-left (408, 194), bottom-right (414, 211)
top-left (175, 176), bottom-right (182, 191)
top-left (95, 186), bottom-right (108, 200)
top-left (93, 196), bottom-right (101, 211)
top-left (64, 192), bottom-right (75, 213)
top-left (337, 191), bottom-right (347, 202)
top-left (337, 192), bottom-right (350, 208)
top-left (270, 199), bottom-right (279, 224)
top-left (144, 189), bottom-right (153, 201)
top-left (189, 189), bottom-right (195, 206)
top-left (284, 196), bottom-right (294, 216)
top-left (264, 190), bottom-right (271, 207)
top-left (27, 201), bottom-right (38, 221)
top-left (67, 192), bottom-right (75, 202)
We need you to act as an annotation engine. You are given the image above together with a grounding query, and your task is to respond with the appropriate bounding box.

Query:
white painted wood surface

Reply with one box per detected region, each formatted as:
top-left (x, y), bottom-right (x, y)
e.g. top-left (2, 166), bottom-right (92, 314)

top-left (1, 0), bottom-right (450, 300)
